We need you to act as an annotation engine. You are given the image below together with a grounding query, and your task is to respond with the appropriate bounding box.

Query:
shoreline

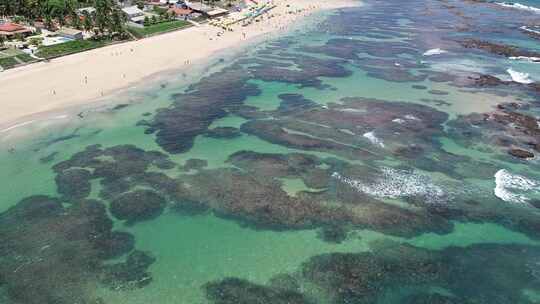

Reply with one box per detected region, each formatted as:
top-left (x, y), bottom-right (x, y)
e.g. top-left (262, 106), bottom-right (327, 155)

top-left (0, 0), bottom-right (359, 134)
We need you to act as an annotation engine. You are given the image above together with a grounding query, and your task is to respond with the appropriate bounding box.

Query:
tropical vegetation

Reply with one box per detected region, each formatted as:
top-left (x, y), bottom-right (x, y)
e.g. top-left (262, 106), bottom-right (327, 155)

top-left (0, 0), bottom-right (128, 39)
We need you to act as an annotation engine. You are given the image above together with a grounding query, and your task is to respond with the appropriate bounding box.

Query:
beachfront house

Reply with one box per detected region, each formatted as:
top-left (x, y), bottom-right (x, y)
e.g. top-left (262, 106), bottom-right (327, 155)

top-left (57, 27), bottom-right (84, 40)
top-left (0, 23), bottom-right (33, 39)
top-left (122, 6), bottom-right (146, 24)
top-left (186, 1), bottom-right (228, 18)
top-left (168, 7), bottom-right (193, 19)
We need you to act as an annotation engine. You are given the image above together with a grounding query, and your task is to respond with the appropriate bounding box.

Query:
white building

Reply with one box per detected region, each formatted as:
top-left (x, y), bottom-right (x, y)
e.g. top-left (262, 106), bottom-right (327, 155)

top-left (122, 6), bottom-right (145, 24)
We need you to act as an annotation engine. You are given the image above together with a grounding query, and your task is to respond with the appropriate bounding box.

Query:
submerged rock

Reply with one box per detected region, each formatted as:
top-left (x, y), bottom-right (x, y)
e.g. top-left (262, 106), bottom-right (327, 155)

top-left (509, 148), bottom-right (535, 159)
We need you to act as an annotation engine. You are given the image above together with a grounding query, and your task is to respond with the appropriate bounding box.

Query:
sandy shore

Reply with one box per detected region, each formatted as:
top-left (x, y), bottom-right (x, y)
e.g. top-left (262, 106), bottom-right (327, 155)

top-left (0, 0), bottom-right (358, 132)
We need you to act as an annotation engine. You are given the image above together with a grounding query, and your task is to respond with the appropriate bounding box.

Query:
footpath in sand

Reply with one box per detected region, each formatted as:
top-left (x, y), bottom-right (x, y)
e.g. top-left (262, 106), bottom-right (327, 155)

top-left (0, 0), bottom-right (358, 132)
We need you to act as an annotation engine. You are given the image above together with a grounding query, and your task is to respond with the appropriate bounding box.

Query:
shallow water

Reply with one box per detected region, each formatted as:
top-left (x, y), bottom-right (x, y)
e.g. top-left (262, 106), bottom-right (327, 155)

top-left (1, 0), bottom-right (540, 303)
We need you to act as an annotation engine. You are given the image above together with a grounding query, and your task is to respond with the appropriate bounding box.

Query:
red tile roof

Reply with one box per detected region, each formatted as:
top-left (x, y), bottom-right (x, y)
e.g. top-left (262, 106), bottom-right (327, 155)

top-left (0, 23), bottom-right (26, 32)
top-left (168, 7), bottom-right (193, 15)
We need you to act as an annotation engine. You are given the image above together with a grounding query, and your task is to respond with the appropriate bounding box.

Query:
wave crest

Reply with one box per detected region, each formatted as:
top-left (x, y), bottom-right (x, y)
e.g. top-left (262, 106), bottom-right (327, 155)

top-left (494, 169), bottom-right (540, 204)
top-left (496, 2), bottom-right (540, 13)
top-left (332, 168), bottom-right (447, 204)
top-left (507, 68), bottom-right (534, 84)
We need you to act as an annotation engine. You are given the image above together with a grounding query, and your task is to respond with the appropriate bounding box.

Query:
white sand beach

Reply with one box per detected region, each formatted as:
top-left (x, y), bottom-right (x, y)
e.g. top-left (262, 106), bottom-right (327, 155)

top-left (0, 0), bottom-right (358, 131)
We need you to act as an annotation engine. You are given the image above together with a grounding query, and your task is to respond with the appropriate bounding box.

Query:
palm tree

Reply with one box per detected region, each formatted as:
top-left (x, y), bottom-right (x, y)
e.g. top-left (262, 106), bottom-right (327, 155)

top-left (82, 10), bottom-right (93, 34)
top-left (94, 0), bottom-right (113, 36)
top-left (70, 10), bottom-right (81, 29)
top-left (110, 9), bottom-right (126, 39)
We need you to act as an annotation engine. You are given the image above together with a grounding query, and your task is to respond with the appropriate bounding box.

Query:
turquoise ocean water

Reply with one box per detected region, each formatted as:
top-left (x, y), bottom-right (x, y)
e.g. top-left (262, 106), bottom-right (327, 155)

top-left (1, 0), bottom-right (540, 303)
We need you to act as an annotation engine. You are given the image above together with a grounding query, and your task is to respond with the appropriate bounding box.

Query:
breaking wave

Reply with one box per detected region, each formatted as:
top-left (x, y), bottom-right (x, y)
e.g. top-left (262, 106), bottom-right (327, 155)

top-left (496, 2), bottom-right (540, 13)
top-left (494, 169), bottom-right (540, 204)
top-left (423, 48), bottom-right (447, 56)
top-left (332, 168), bottom-right (447, 204)
top-left (520, 25), bottom-right (540, 35)
top-left (507, 68), bottom-right (534, 84)
top-left (363, 131), bottom-right (385, 148)
top-left (509, 56), bottom-right (540, 63)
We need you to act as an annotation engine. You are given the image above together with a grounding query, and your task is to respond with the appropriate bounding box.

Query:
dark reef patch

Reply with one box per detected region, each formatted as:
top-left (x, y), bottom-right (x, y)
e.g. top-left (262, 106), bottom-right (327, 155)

top-left (241, 97), bottom-right (449, 163)
top-left (110, 190), bottom-right (166, 224)
top-left (247, 52), bottom-right (351, 88)
top-left (0, 196), bottom-right (143, 304)
top-left (39, 151), bottom-right (59, 163)
top-left (227, 150), bottom-right (328, 188)
top-left (276, 93), bottom-right (318, 115)
top-left (459, 39), bottom-right (540, 58)
top-left (202, 242), bottom-right (540, 304)
top-left (301, 242), bottom-right (540, 304)
top-left (55, 168), bottom-right (92, 200)
top-left (205, 277), bottom-right (313, 304)
top-left (317, 225), bottom-right (349, 244)
top-left (172, 165), bottom-right (452, 237)
top-left (139, 65), bottom-right (261, 154)
top-left (205, 127), bottom-right (242, 139)
top-left (447, 107), bottom-right (540, 162)
top-left (101, 250), bottom-right (156, 290)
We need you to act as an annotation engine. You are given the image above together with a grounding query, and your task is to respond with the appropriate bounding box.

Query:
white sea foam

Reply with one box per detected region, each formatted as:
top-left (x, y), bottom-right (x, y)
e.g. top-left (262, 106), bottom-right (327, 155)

top-left (507, 68), bottom-right (534, 84)
top-left (520, 25), bottom-right (540, 35)
top-left (496, 2), bottom-right (540, 13)
top-left (494, 169), bottom-right (540, 204)
top-left (423, 48), bottom-right (447, 56)
top-left (0, 120), bottom-right (36, 133)
top-left (332, 168), bottom-right (446, 204)
top-left (363, 131), bottom-right (385, 148)
top-left (404, 114), bottom-right (420, 121)
top-left (392, 115), bottom-right (420, 124)
top-left (509, 56), bottom-right (540, 63)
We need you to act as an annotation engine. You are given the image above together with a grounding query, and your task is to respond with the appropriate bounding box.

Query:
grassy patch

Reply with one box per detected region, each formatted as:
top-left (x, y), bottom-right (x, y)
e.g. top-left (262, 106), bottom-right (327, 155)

top-left (0, 50), bottom-right (37, 69)
top-left (35, 39), bottom-right (110, 59)
top-left (127, 20), bottom-right (191, 38)
top-left (0, 56), bottom-right (18, 69)
top-left (17, 53), bottom-right (35, 63)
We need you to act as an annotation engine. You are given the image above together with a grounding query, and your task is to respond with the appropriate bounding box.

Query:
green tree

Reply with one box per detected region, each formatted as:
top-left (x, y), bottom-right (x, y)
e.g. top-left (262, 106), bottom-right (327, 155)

top-left (70, 11), bottom-right (81, 29)
top-left (94, 0), bottom-right (113, 36)
top-left (135, 0), bottom-right (144, 10)
top-left (82, 10), bottom-right (93, 33)
top-left (110, 9), bottom-right (126, 38)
